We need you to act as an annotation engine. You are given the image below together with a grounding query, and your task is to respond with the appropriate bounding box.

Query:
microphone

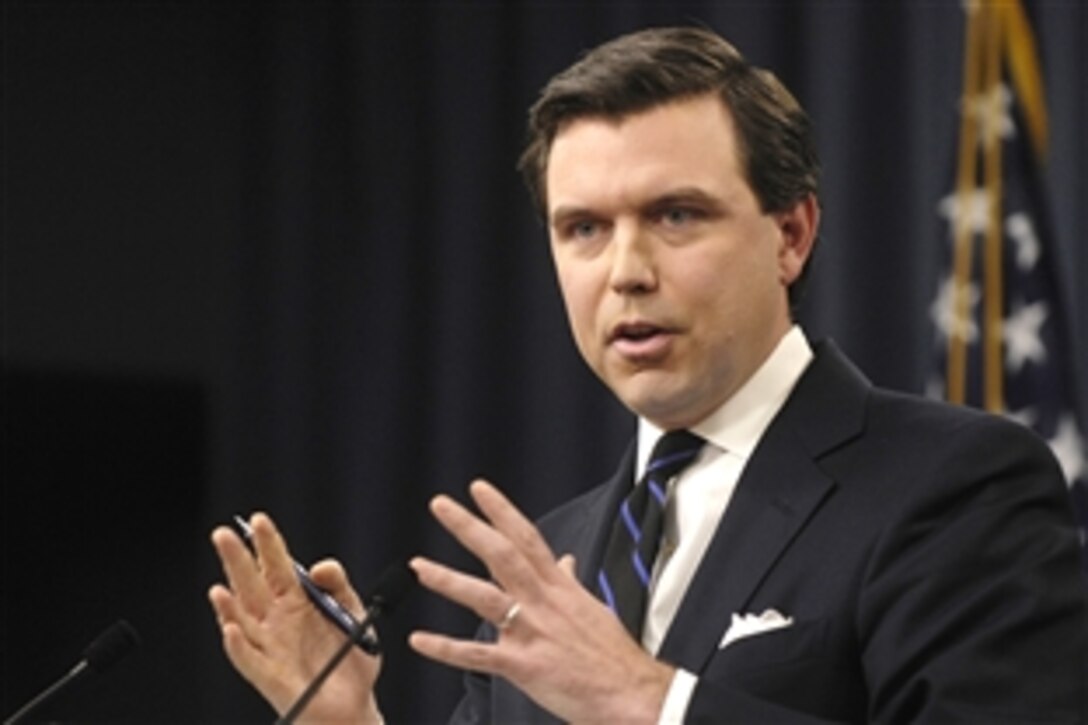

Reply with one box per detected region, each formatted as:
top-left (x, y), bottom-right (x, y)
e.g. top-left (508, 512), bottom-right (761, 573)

top-left (4, 619), bottom-right (141, 725)
top-left (275, 562), bottom-right (414, 725)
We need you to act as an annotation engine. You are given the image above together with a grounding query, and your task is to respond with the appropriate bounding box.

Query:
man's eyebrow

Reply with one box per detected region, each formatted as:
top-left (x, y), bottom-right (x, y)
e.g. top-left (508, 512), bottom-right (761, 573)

top-left (549, 205), bottom-right (596, 228)
top-left (641, 187), bottom-right (724, 209)
top-left (550, 188), bottom-right (725, 226)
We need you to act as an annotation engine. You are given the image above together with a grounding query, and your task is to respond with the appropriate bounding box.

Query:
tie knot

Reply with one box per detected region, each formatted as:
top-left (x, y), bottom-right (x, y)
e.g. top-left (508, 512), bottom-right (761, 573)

top-left (646, 429), bottom-right (704, 483)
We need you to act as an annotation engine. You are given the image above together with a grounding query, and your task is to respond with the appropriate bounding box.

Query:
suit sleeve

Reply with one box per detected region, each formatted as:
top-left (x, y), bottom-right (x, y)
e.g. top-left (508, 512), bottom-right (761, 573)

top-left (857, 416), bottom-right (1085, 721)
top-left (685, 415), bottom-right (1086, 723)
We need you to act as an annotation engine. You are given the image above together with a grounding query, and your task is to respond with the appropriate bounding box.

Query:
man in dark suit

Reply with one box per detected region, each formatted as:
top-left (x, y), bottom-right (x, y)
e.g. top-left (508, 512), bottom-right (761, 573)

top-left (210, 27), bottom-right (1086, 722)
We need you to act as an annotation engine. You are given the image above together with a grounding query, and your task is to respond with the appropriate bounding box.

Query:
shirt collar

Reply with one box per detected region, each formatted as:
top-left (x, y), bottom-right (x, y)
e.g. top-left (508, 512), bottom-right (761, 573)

top-left (637, 326), bottom-right (814, 476)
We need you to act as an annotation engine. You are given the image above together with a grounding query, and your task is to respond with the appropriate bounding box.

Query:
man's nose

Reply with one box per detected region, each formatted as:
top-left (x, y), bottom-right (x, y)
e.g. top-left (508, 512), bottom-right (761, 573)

top-left (608, 222), bottom-right (657, 295)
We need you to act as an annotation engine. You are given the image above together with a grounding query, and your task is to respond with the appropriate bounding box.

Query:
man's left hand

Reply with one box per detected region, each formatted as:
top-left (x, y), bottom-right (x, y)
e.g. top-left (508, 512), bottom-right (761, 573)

top-left (408, 479), bottom-right (675, 724)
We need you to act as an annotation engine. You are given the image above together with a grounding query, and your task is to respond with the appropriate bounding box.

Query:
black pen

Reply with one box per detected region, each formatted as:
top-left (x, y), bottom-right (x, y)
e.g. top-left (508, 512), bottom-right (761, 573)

top-left (232, 515), bottom-right (380, 654)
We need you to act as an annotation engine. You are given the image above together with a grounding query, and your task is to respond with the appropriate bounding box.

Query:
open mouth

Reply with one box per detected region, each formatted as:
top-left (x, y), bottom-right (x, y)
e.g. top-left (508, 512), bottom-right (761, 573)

top-left (613, 322), bottom-right (664, 342)
top-left (609, 321), bottom-right (675, 359)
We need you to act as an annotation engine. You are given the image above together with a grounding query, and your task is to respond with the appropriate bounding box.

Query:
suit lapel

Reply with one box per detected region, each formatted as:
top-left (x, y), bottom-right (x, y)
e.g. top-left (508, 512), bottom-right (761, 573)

top-left (544, 441), bottom-right (637, 589)
top-left (656, 341), bottom-right (868, 672)
top-left (656, 431), bottom-right (835, 670)
top-left (594, 441), bottom-right (637, 558)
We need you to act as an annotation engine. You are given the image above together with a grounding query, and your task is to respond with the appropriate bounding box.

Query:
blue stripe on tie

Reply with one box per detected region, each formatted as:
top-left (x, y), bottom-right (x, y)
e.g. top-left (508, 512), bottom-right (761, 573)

top-left (620, 500), bottom-right (641, 542)
top-left (631, 550), bottom-right (651, 586)
top-left (597, 570), bottom-right (617, 612)
top-left (648, 479), bottom-right (667, 506)
top-left (647, 448), bottom-right (699, 473)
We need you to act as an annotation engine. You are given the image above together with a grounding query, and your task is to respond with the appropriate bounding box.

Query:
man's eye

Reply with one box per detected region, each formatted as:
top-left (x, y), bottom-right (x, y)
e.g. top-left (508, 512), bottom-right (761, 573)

top-left (661, 207), bottom-right (700, 226)
top-left (569, 220), bottom-right (599, 238)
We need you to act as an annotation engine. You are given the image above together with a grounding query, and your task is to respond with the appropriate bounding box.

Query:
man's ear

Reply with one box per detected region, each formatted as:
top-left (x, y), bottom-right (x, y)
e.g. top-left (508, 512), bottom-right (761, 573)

top-left (775, 194), bottom-right (820, 286)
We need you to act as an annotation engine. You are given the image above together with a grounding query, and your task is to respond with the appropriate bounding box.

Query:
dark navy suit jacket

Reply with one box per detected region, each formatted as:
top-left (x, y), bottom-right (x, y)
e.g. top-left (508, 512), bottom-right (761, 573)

top-left (449, 341), bottom-right (1087, 723)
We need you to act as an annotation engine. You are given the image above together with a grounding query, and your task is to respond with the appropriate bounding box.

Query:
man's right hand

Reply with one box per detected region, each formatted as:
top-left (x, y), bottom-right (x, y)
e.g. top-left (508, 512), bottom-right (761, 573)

top-left (209, 512), bottom-right (382, 723)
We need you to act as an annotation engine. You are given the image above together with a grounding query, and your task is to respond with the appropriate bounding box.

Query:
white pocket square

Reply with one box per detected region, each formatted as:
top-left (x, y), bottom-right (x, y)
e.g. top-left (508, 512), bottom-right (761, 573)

top-left (719, 609), bottom-right (794, 649)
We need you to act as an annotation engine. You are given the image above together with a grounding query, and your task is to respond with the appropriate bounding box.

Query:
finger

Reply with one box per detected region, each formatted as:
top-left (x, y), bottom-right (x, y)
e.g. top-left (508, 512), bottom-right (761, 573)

top-left (208, 582), bottom-right (269, 647)
top-left (208, 583), bottom-right (271, 681)
top-left (208, 583), bottom-right (240, 628)
top-left (410, 557), bottom-right (511, 625)
top-left (408, 630), bottom-right (509, 677)
top-left (469, 481), bottom-right (559, 574)
top-left (211, 525), bottom-right (273, 616)
top-left (557, 554), bottom-right (577, 579)
top-left (429, 494), bottom-right (530, 583)
top-left (249, 512), bottom-right (300, 597)
top-left (310, 559), bottom-right (365, 619)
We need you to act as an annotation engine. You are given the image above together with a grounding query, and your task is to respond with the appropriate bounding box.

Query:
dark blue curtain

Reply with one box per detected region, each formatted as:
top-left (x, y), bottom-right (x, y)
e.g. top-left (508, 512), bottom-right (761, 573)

top-left (5, 2), bottom-right (1084, 722)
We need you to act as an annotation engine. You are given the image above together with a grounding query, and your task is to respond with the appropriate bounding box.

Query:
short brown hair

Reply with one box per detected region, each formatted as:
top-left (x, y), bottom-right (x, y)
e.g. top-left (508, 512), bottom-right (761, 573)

top-left (518, 26), bottom-right (821, 312)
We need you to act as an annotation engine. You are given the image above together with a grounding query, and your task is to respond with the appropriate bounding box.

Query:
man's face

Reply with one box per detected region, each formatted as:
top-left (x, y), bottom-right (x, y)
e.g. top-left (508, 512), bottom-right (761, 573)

top-left (546, 93), bottom-right (816, 430)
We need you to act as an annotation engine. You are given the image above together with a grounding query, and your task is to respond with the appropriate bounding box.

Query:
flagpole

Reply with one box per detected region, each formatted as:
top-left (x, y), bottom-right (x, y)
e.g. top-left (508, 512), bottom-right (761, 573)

top-left (982, 0), bottom-right (1005, 413)
top-left (948, 0), bottom-right (985, 405)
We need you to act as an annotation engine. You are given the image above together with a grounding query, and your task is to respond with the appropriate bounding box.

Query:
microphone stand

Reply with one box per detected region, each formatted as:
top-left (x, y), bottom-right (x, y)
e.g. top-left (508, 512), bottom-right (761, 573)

top-left (4, 620), bottom-right (140, 725)
top-left (5, 661), bottom-right (91, 725)
top-left (275, 563), bottom-right (411, 725)
top-left (274, 611), bottom-right (379, 725)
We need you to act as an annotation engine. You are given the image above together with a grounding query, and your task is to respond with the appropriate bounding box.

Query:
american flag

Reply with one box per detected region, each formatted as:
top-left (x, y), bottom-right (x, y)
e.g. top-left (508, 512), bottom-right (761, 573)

top-left (928, 0), bottom-right (1087, 565)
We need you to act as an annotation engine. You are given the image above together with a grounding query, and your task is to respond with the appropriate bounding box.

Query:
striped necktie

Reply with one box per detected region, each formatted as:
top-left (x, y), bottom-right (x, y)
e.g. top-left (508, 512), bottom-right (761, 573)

top-left (597, 429), bottom-right (705, 638)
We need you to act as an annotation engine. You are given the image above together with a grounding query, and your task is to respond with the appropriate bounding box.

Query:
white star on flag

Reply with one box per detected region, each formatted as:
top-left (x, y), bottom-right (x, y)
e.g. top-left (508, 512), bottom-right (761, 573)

top-left (961, 82), bottom-right (1016, 143)
top-left (1003, 298), bottom-right (1049, 372)
top-left (930, 275), bottom-right (980, 344)
top-left (937, 188), bottom-right (991, 237)
top-left (1005, 212), bottom-right (1040, 272)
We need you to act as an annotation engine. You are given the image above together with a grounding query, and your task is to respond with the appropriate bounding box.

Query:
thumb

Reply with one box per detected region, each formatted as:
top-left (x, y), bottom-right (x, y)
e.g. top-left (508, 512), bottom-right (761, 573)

top-left (310, 559), bottom-right (365, 618)
top-left (557, 553), bottom-right (578, 579)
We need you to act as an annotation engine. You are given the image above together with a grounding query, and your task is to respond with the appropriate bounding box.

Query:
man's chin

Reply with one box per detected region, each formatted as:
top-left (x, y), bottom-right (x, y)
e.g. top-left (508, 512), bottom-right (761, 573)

top-left (611, 380), bottom-right (704, 429)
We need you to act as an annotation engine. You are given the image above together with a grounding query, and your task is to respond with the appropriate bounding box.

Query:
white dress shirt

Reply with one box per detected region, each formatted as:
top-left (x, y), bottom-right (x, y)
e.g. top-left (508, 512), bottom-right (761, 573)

top-left (636, 327), bottom-right (814, 722)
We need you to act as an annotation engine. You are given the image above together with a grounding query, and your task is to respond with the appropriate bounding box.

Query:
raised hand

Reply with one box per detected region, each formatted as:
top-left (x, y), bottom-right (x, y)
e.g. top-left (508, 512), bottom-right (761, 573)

top-left (409, 480), bottom-right (676, 724)
top-left (208, 513), bottom-right (383, 723)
